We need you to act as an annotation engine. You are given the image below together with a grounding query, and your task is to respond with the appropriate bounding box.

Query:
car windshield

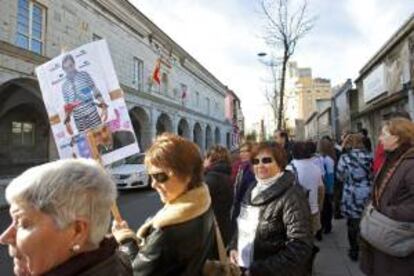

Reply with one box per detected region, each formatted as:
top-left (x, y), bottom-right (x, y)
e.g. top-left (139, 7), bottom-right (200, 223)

top-left (110, 154), bottom-right (145, 167)
top-left (125, 154), bottom-right (145, 164)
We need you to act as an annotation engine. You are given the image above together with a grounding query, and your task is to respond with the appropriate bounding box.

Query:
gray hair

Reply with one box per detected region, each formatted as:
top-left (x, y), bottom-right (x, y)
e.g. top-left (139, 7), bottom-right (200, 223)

top-left (6, 159), bottom-right (117, 246)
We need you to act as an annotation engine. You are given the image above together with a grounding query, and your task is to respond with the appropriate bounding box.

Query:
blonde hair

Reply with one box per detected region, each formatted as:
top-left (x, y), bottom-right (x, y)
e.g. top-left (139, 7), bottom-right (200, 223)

top-left (205, 145), bottom-right (231, 165)
top-left (348, 133), bottom-right (365, 150)
top-left (384, 118), bottom-right (414, 146)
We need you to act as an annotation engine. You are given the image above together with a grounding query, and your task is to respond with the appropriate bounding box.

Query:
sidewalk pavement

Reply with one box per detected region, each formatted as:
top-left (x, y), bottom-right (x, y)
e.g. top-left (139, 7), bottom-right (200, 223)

top-left (314, 218), bottom-right (365, 276)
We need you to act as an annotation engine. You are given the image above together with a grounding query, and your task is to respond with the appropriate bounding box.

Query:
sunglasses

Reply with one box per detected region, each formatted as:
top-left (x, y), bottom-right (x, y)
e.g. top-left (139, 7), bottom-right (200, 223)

top-left (252, 157), bottom-right (274, 165)
top-left (149, 172), bottom-right (169, 183)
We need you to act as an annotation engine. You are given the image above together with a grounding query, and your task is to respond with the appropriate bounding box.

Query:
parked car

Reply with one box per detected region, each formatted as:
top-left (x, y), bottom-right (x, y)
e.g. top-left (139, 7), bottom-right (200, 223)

top-left (110, 153), bottom-right (150, 190)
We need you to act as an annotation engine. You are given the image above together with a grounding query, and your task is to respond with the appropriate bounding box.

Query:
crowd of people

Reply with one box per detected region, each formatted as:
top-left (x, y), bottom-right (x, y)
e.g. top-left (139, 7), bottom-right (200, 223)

top-left (0, 112), bottom-right (413, 276)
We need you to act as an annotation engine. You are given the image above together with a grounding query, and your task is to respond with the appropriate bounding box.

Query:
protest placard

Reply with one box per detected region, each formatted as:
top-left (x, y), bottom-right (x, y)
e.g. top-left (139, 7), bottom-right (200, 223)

top-left (36, 40), bottom-right (140, 166)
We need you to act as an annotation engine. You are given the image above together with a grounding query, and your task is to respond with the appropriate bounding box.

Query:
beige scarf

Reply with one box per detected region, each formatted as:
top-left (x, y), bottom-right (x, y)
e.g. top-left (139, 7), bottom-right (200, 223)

top-left (115, 184), bottom-right (211, 245)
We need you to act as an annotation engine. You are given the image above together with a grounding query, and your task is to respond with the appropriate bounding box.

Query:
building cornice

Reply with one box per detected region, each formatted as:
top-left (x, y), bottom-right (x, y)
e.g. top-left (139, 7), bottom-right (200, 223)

top-left (122, 85), bottom-right (231, 126)
top-left (96, 0), bottom-right (227, 96)
top-left (355, 13), bottom-right (414, 83)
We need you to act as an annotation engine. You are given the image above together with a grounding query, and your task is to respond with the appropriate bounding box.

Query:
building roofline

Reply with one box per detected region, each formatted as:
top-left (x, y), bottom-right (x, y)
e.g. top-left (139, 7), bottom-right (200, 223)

top-left (108, 0), bottom-right (228, 95)
top-left (355, 13), bottom-right (414, 83)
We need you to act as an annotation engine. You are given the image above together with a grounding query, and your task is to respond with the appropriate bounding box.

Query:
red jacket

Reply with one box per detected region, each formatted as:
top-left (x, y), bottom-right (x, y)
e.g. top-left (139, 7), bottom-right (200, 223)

top-left (372, 143), bottom-right (385, 175)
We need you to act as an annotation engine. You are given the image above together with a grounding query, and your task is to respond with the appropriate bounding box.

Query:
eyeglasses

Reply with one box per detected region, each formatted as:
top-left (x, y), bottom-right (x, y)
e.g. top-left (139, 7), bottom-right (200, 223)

top-left (149, 172), bottom-right (169, 183)
top-left (252, 157), bottom-right (274, 165)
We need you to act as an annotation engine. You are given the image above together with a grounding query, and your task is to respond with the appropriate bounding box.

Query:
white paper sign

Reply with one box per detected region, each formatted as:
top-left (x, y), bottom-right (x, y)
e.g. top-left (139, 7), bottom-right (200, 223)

top-left (35, 40), bottom-right (140, 165)
top-left (237, 204), bottom-right (260, 268)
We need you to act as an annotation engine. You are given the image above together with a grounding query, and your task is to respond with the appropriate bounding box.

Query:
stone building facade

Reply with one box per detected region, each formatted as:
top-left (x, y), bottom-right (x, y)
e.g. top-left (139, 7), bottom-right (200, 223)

top-left (225, 89), bottom-right (244, 149)
top-left (353, 14), bottom-right (414, 145)
top-left (0, 0), bottom-right (232, 177)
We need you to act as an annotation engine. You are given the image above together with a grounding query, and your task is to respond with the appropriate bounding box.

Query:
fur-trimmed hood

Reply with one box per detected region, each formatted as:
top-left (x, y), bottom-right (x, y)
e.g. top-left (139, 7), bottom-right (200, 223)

top-left (137, 183), bottom-right (211, 239)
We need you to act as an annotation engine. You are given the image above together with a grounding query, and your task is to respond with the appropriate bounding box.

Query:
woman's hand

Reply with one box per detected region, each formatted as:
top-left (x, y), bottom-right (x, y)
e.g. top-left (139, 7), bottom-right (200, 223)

top-left (111, 220), bottom-right (135, 244)
top-left (229, 250), bottom-right (239, 265)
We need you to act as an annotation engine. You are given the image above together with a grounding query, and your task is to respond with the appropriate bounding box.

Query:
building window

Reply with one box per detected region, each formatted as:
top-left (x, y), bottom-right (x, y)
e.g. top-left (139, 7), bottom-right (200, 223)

top-left (161, 73), bottom-right (168, 94)
top-left (92, 34), bottom-right (102, 41)
top-left (195, 91), bottom-right (200, 106)
top-left (133, 57), bottom-right (144, 91)
top-left (206, 97), bottom-right (210, 115)
top-left (11, 121), bottom-right (35, 146)
top-left (16, 0), bottom-right (46, 54)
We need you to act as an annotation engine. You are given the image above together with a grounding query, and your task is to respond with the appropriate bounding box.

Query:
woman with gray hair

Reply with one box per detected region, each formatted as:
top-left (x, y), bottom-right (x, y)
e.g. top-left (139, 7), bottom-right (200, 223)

top-left (0, 159), bottom-right (132, 276)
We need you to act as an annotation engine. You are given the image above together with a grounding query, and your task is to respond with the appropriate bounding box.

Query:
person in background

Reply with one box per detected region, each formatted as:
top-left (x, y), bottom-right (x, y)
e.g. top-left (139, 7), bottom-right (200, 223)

top-left (274, 129), bottom-right (293, 162)
top-left (336, 133), bottom-right (373, 262)
top-left (0, 159), bottom-right (131, 276)
top-left (333, 130), bottom-right (352, 219)
top-left (231, 142), bottom-right (255, 230)
top-left (229, 142), bottom-right (312, 275)
top-left (359, 128), bottom-right (373, 153)
top-left (360, 118), bottom-right (414, 276)
top-left (204, 145), bottom-right (234, 247)
top-left (317, 138), bottom-right (336, 236)
top-left (112, 133), bottom-right (216, 275)
top-left (372, 111), bottom-right (411, 175)
top-left (288, 141), bottom-right (325, 237)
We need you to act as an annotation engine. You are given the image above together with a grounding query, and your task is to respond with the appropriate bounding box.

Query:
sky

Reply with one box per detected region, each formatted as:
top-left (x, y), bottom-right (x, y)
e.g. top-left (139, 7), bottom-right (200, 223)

top-left (131, 0), bottom-right (414, 130)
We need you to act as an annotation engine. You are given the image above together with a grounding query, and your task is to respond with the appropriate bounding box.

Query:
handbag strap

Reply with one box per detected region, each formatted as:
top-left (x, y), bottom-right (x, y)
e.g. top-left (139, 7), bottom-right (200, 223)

top-left (212, 216), bottom-right (231, 275)
top-left (374, 147), bottom-right (414, 206)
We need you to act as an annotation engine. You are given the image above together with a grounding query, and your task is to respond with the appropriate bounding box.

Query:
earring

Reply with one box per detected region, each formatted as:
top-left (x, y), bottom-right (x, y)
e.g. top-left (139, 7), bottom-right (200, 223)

top-left (72, 244), bottom-right (80, 252)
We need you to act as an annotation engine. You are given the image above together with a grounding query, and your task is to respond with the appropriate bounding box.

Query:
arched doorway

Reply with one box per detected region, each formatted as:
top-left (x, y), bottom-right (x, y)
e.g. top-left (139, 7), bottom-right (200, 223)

top-left (205, 124), bottom-right (212, 150)
top-left (177, 118), bottom-right (190, 139)
top-left (129, 106), bottom-right (150, 151)
top-left (214, 127), bottom-right (221, 145)
top-left (156, 113), bottom-right (172, 136)
top-left (193, 122), bottom-right (202, 149)
top-left (0, 78), bottom-right (49, 176)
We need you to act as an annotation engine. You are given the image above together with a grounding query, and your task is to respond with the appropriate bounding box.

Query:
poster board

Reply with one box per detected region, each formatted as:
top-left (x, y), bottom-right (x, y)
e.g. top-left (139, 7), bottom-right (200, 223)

top-left (36, 40), bottom-right (140, 166)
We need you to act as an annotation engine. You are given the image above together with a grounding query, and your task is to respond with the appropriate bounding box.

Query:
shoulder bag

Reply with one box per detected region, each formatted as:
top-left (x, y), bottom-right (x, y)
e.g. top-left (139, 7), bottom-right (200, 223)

top-left (203, 217), bottom-right (241, 276)
top-left (360, 148), bottom-right (414, 257)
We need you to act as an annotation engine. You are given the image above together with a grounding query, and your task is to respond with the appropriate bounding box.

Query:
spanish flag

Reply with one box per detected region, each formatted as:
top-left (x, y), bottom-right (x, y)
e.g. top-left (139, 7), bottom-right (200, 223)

top-left (152, 58), bottom-right (161, 85)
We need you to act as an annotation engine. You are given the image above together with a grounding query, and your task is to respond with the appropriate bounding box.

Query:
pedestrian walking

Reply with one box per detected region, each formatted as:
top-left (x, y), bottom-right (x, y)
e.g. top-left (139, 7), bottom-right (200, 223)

top-left (316, 138), bottom-right (336, 235)
top-left (112, 133), bottom-right (216, 275)
top-left (287, 141), bottom-right (325, 237)
top-left (336, 133), bottom-right (373, 262)
top-left (333, 131), bottom-right (352, 219)
top-left (360, 118), bottom-right (414, 276)
top-left (204, 145), bottom-right (234, 247)
top-left (229, 142), bottom-right (313, 276)
top-left (274, 129), bottom-right (293, 162)
top-left (359, 128), bottom-right (373, 153)
top-left (231, 142), bottom-right (255, 231)
top-left (0, 159), bottom-right (132, 276)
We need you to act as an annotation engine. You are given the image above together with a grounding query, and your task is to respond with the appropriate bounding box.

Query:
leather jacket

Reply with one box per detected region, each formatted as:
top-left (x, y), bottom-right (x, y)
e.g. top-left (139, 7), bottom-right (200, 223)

top-left (229, 171), bottom-right (313, 276)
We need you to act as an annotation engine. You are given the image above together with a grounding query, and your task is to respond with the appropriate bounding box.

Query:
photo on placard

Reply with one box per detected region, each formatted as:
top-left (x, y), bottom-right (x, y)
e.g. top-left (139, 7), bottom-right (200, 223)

top-left (36, 40), bottom-right (140, 165)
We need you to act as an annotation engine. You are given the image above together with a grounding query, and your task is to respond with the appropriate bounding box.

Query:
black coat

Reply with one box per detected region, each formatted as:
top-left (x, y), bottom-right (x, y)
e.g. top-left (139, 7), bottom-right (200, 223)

top-left (230, 171), bottom-right (313, 276)
top-left (120, 184), bottom-right (217, 276)
top-left (45, 238), bottom-right (132, 276)
top-left (204, 161), bottom-right (233, 246)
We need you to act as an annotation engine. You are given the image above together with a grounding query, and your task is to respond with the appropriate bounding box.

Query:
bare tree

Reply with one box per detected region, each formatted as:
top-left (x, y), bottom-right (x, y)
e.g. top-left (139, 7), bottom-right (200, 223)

top-left (263, 60), bottom-right (281, 125)
top-left (260, 0), bottom-right (315, 130)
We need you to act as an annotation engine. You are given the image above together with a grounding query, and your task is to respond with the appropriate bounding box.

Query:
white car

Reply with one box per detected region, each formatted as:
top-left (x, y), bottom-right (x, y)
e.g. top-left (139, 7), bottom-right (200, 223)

top-left (110, 153), bottom-right (150, 190)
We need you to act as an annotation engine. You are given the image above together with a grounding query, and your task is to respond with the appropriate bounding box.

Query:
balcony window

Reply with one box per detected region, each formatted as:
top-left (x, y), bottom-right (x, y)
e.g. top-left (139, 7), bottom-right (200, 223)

top-left (133, 57), bottom-right (144, 91)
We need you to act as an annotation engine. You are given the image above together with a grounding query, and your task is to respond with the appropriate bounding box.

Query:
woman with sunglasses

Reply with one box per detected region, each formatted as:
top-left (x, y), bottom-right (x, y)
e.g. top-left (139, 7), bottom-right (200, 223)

top-left (229, 142), bottom-right (313, 275)
top-left (111, 133), bottom-right (216, 275)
